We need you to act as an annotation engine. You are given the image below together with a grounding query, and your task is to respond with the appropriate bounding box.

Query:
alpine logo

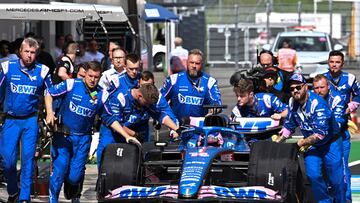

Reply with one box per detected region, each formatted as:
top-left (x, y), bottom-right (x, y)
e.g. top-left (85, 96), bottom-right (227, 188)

top-left (178, 93), bottom-right (204, 105)
top-left (10, 82), bottom-right (37, 95)
top-left (69, 101), bottom-right (95, 117)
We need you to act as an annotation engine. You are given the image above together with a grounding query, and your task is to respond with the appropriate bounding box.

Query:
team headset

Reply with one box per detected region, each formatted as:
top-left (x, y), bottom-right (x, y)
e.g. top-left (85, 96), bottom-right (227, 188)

top-left (257, 50), bottom-right (278, 66)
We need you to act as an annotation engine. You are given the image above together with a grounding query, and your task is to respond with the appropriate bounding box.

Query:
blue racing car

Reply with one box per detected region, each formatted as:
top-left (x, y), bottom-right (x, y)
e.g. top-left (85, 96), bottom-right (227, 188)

top-left (96, 106), bottom-right (307, 202)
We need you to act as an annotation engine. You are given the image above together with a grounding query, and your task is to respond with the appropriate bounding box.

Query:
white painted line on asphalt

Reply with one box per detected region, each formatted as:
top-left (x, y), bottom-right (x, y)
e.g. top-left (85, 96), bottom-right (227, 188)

top-left (350, 160), bottom-right (360, 167)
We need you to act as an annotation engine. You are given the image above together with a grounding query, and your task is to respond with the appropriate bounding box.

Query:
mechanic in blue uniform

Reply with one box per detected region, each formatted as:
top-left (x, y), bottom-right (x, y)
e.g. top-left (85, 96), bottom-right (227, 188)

top-left (101, 83), bottom-right (179, 144)
top-left (323, 50), bottom-right (359, 202)
top-left (160, 49), bottom-right (222, 121)
top-left (313, 74), bottom-right (348, 202)
top-left (0, 37), bottom-right (52, 203)
top-left (98, 81), bottom-right (180, 168)
top-left (276, 73), bottom-right (345, 203)
top-left (45, 61), bottom-right (124, 203)
top-left (231, 78), bottom-right (288, 120)
top-left (231, 78), bottom-right (288, 142)
top-left (106, 53), bottom-right (141, 93)
top-left (97, 53), bottom-right (141, 167)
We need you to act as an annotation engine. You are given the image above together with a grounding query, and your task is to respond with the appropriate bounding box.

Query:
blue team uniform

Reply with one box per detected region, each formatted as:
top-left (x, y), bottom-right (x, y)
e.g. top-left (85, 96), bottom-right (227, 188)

top-left (323, 87), bottom-right (350, 202)
top-left (0, 59), bottom-right (52, 202)
top-left (108, 71), bottom-right (140, 93)
top-left (160, 71), bottom-right (222, 120)
top-left (47, 78), bottom-right (104, 203)
top-left (97, 72), bottom-right (178, 168)
top-left (231, 93), bottom-right (287, 118)
top-left (324, 71), bottom-right (360, 104)
top-left (284, 91), bottom-right (344, 203)
top-left (231, 93), bottom-right (287, 141)
top-left (97, 72), bottom-right (140, 167)
top-left (97, 87), bottom-right (177, 165)
top-left (324, 70), bottom-right (358, 201)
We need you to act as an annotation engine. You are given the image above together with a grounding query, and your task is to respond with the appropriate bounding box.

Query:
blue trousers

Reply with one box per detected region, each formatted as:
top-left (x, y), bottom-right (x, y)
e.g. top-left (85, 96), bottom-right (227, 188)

top-left (49, 133), bottom-right (91, 203)
top-left (343, 130), bottom-right (351, 202)
top-left (305, 137), bottom-right (345, 203)
top-left (0, 116), bottom-right (38, 202)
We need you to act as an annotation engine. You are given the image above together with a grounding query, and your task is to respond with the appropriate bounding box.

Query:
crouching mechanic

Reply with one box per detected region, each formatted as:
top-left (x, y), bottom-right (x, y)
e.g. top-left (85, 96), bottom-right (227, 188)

top-left (231, 78), bottom-right (288, 120)
top-left (45, 61), bottom-right (138, 203)
top-left (276, 73), bottom-right (345, 203)
top-left (313, 74), bottom-right (348, 202)
top-left (99, 83), bottom-right (180, 165)
top-left (0, 37), bottom-right (52, 203)
top-left (231, 78), bottom-right (288, 141)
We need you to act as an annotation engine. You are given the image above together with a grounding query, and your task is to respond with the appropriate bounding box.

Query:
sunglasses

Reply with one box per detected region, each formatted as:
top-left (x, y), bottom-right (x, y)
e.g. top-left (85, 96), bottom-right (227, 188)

top-left (290, 84), bottom-right (304, 92)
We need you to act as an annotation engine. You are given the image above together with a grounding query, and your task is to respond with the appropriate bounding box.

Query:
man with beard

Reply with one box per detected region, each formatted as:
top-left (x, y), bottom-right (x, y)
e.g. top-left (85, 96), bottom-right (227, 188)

top-left (276, 73), bottom-right (345, 203)
top-left (160, 49), bottom-right (222, 122)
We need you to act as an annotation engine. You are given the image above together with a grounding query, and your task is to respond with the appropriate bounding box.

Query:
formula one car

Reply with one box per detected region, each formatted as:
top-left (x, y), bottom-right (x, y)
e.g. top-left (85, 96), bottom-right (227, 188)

top-left (96, 106), bottom-right (305, 202)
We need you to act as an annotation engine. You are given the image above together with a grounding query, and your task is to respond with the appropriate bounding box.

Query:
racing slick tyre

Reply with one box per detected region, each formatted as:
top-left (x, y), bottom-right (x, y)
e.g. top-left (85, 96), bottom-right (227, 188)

top-left (248, 140), bottom-right (301, 202)
top-left (96, 143), bottom-right (142, 201)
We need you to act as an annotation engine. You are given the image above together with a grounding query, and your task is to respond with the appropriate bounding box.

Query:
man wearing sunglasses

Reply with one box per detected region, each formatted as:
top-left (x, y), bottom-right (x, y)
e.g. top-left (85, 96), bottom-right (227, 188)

top-left (276, 73), bottom-right (345, 203)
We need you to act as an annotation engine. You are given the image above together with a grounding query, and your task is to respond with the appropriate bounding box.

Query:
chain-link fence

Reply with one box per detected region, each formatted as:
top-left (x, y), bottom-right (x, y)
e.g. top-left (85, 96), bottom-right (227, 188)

top-left (204, 1), bottom-right (358, 68)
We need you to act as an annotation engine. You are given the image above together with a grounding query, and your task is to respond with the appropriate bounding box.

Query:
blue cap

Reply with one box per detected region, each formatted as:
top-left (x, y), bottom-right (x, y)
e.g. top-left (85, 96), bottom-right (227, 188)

top-left (289, 73), bottom-right (306, 84)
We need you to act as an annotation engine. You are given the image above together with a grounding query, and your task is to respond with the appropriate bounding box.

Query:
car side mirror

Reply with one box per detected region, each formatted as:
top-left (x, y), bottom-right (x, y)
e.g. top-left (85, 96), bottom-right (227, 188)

top-left (334, 44), bottom-right (343, 51)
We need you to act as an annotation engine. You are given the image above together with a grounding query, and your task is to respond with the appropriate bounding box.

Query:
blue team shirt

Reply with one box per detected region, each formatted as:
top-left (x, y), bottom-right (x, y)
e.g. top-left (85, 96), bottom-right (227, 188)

top-left (323, 87), bottom-right (347, 131)
top-left (47, 78), bottom-right (104, 135)
top-left (102, 88), bottom-right (171, 129)
top-left (107, 72), bottom-right (140, 94)
top-left (324, 71), bottom-right (360, 104)
top-left (103, 71), bottom-right (178, 127)
top-left (160, 71), bottom-right (222, 120)
top-left (0, 59), bottom-right (52, 117)
top-left (231, 93), bottom-right (287, 118)
top-left (284, 91), bottom-right (339, 146)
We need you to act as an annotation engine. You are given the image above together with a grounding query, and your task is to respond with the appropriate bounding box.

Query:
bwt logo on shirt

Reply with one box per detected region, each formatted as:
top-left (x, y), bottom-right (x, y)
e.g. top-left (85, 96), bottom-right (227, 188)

top-left (69, 101), bottom-right (95, 117)
top-left (10, 82), bottom-right (37, 95)
top-left (178, 94), bottom-right (204, 105)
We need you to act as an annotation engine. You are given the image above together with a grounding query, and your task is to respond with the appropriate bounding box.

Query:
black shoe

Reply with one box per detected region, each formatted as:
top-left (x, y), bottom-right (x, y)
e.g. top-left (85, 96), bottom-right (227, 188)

top-left (64, 180), bottom-right (83, 200)
top-left (7, 193), bottom-right (19, 203)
